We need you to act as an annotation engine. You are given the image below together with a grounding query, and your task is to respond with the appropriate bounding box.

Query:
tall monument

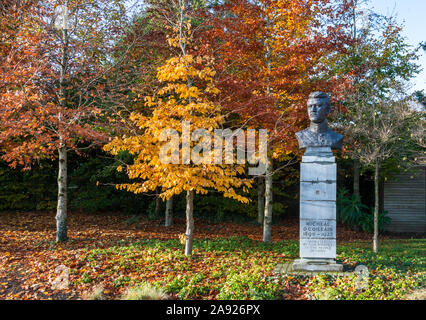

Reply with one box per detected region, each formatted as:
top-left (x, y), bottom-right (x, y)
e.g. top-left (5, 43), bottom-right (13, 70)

top-left (293, 92), bottom-right (343, 272)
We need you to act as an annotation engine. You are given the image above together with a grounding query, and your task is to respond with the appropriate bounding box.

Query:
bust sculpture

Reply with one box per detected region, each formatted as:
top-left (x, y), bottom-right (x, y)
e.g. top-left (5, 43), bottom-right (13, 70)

top-left (296, 92), bottom-right (343, 150)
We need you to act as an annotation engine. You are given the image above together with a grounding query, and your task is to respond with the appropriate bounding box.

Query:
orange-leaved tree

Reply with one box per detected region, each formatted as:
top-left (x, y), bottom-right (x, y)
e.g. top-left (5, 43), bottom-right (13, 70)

top-left (104, 0), bottom-right (252, 256)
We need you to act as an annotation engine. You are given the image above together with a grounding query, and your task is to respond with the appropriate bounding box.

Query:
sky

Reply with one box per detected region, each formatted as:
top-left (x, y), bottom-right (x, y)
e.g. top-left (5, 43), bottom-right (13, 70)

top-left (369, 0), bottom-right (426, 92)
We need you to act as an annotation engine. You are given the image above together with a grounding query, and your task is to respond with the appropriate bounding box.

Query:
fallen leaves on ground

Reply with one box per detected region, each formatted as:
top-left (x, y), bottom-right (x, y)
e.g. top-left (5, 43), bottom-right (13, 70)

top-left (0, 211), bottom-right (403, 300)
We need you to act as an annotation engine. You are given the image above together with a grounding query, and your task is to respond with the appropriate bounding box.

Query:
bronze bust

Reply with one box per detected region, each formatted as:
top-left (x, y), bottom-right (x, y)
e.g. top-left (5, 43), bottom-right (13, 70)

top-left (296, 92), bottom-right (343, 150)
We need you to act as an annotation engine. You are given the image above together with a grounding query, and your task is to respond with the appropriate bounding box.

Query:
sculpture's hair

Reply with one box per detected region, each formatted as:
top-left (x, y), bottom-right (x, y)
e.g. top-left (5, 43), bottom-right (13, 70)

top-left (308, 92), bottom-right (331, 108)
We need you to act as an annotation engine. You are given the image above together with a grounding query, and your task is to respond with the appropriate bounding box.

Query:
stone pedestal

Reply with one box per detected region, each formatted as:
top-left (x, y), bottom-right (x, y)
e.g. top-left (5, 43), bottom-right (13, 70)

top-left (292, 259), bottom-right (343, 272)
top-left (293, 147), bottom-right (343, 272)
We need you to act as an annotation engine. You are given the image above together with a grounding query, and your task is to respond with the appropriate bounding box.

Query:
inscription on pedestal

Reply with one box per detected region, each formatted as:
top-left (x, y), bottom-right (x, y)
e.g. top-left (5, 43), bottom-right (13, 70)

top-left (298, 148), bottom-right (337, 260)
top-left (300, 219), bottom-right (336, 239)
top-left (300, 239), bottom-right (336, 259)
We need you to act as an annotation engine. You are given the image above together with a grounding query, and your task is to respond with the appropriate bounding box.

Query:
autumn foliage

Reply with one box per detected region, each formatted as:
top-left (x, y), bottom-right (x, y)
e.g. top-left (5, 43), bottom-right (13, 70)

top-left (0, 0), bottom-right (424, 299)
top-left (0, 0), bottom-right (357, 246)
top-left (0, 0), bottom-right (132, 242)
top-left (198, 0), bottom-right (353, 156)
top-left (0, 1), bottom-right (112, 167)
top-left (104, 2), bottom-right (254, 255)
top-left (105, 51), bottom-right (251, 202)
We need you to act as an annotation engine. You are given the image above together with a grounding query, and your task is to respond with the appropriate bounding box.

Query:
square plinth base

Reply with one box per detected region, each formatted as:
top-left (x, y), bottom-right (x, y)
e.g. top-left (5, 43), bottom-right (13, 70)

top-left (292, 258), bottom-right (343, 272)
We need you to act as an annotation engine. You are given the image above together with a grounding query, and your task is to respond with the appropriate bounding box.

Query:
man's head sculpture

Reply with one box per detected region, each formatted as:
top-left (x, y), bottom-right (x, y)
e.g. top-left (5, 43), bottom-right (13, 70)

top-left (307, 92), bottom-right (331, 124)
top-left (295, 91), bottom-right (343, 150)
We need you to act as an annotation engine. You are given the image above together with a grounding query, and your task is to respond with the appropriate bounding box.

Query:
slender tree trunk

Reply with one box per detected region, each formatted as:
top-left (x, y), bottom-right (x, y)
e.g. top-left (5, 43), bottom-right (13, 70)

top-left (56, 144), bottom-right (68, 242)
top-left (154, 187), bottom-right (161, 219)
top-left (257, 176), bottom-right (265, 224)
top-left (263, 158), bottom-right (273, 242)
top-left (353, 159), bottom-right (360, 198)
top-left (373, 160), bottom-right (380, 253)
top-left (185, 190), bottom-right (194, 256)
top-left (165, 196), bottom-right (173, 227)
top-left (56, 26), bottom-right (69, 243)
top-left (261, 8), bottom-right (273, 242)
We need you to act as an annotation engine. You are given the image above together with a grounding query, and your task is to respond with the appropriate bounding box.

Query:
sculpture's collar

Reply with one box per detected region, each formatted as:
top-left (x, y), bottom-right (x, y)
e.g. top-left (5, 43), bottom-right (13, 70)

top-left (309, 120), bottom-right (329, 133)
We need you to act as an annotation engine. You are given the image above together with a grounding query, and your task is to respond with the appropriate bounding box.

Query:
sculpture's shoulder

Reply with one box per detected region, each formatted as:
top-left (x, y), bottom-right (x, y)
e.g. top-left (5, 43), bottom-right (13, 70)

top-left (296, 128), bottom-right (312, 138)
top-left (327, 129), bottom-right (343, 141)
top-left (326, 129), bottom-right (343, 150)
top-left (296, 128), bottom-right (308, 137)
top-left (295, 130), bottom-right (302, 147)
top-left (295, 128), bottom-right (311, 149)
top-left (296, 128), bottom-right (343, 150)
top-left (295, 129), bottom-right (304, 142)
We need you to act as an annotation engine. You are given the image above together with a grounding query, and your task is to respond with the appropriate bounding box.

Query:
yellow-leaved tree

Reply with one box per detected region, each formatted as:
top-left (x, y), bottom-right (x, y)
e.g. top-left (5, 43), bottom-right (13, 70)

top-left (104, 0), bottom-right (252, 256)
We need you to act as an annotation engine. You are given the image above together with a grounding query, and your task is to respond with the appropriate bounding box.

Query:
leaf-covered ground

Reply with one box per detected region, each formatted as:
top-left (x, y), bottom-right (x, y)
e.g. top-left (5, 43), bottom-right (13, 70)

top-left (0, 211), bottom-right (424, 300)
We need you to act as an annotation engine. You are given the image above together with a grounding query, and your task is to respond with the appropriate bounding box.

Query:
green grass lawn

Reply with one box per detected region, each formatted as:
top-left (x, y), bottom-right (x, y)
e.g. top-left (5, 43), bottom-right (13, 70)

top-left (74, 238), bottom-right (425, 300)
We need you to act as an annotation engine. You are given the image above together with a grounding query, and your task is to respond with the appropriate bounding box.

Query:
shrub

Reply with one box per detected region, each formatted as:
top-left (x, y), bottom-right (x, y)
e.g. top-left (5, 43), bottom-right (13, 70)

top-left (307, 267), bottom-right (424, 300)
top-left (85, 285), bottom-right (106, 300)
top-left (217, 269), bottom-right (279, 300)
top-left (359, 208), bottom-right (391, 233)
top-left (69, 155), bottom-right (150, 215)
top-left (176, 273), bottom-right (210, 299)
top-left (165, 275), bottom-right (189, 294)
top-left (337, 188), bottom-right (390, 233)
top-left (0, 161), bottom-right (56, 211)
top-left (337, 188), bottom-right (368, 228)
top-left (122, 282), bottom-right (168, 300)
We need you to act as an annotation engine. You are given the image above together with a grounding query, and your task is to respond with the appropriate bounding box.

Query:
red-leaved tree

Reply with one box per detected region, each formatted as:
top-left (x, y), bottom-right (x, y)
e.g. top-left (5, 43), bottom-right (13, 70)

top-left (197, 0), bottom-right (353, 241)
top-left (0, 0), bottom-right (130, 241)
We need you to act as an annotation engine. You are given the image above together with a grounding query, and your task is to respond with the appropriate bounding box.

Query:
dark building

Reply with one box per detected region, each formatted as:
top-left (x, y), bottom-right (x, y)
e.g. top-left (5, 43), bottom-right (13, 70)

top-left (384, 166), bottom-right (426, 234)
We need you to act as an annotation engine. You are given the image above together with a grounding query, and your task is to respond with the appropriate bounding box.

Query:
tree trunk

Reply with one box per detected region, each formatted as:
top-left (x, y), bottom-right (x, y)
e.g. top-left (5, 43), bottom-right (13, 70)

top-left (165, 197), bottom-right (173, 227)
top-left (262, 5), bottom-right (272, 242)
top-left (353, 159), bottom-right (360, 198)
top-left (56, 26), bottom-right (69, 243)
top-left (56, 145), bottom-right (68, 242)
top-left (154, 187), bottom-right (161, 219)
top-left (373, 160), bottom-right (380, 253)
top-left (263, 158), bottom-right (273, 242)
top-left (184, 190), bottom-right (194, 256)
top-left (257, 176), bottom-right (265, 225)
